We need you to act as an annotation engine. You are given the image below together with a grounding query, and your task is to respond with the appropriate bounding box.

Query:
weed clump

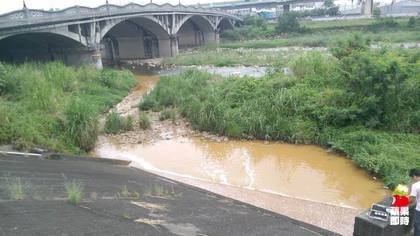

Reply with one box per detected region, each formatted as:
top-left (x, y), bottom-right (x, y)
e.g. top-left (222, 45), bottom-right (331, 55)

top-left (117, 185), bottom-right (139, 199)
top-left (159, 108), bottom-right (176, 122)
top-left (65, 180), bottom-right (83, 205)
top-left (5, 177), bottom-right (26, 200)
top-left (139, 113), bottom-right (151, 129)
top-left (104, 112), bottom-right (133, 134)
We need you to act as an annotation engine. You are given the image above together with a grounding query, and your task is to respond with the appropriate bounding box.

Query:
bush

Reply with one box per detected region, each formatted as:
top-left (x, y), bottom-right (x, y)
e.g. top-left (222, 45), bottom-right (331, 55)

top-left (139, 113), bottom-right (151, 129)
top-left (104, 112), bottom-right (133, 134)
top-left (330, 33), bottom-right (370, 59)
top-left (276, 12), bottom-right (301, 33)
top-left (408, 17), bottom-right (416, 28)
top-left (139, 97), bottom-right (158, 111)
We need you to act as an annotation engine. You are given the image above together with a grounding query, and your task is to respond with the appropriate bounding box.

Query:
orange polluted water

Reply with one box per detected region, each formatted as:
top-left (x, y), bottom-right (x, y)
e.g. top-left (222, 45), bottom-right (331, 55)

top-left (95, 73), bottom-right (387, 209)
top-left (96, 136), bottom-right (387, 209)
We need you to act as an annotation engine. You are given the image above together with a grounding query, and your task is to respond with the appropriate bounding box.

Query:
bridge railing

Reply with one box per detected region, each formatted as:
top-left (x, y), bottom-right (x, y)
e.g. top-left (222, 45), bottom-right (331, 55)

top-left (0, 3), bottom-right (238, 30)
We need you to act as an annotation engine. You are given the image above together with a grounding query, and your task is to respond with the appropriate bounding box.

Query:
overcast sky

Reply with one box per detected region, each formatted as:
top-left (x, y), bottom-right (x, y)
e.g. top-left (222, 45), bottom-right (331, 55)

top-left (0, 0), bottom-right (393, 14)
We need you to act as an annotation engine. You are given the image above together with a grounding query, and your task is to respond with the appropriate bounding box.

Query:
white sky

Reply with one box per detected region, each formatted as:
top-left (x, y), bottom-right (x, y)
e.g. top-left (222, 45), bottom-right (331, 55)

top-left (0, 0), bottom-right (394, 14)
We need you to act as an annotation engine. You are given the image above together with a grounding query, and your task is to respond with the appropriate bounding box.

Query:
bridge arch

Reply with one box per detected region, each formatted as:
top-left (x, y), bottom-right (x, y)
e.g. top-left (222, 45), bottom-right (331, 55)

top-left (217, 17), bottom-right (235, 32)
top-left (0, 32), bottom-right (88, 64)
top-left (177, 15), bottom-right (217, 48)
top-left (100, 16), bottom-right (174, 63)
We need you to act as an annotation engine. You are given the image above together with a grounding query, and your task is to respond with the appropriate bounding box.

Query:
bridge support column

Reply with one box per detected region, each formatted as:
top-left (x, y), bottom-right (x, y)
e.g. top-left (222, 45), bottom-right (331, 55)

top-left (362, 0), bottom-right (373, 16)
top-left (158, 35), bottom-right (179, 57)
top-left (170, 35), bottom-right (179, 57)
top-left (215, 29), bottom-right (220, 44)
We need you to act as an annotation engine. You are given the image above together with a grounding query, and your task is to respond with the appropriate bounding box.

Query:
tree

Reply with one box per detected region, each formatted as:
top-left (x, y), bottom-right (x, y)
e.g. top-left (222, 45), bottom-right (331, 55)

top-left (324, 0), bottom-right (334, 8)
top-left (276, 12), bottom-right (300, 33)
top-left (408, 16), bottom-right (416, 28)
top-left (323, 0), bottom-right (340, 16)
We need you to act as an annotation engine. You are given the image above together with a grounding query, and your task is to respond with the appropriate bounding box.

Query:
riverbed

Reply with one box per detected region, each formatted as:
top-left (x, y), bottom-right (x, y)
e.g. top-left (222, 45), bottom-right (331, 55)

top-left (92, 70), bottom-right (389, 235)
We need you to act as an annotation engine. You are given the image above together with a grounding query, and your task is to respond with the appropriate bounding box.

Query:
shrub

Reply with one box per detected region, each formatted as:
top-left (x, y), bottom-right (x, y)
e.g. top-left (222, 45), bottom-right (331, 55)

top-left (104, 112), bottom-right (133, 134)
top-left (139, 98), bottom-right (158, 111)
top-left (330, 33), bottom-right (370, 59)
top-left (139, 113), bottom-right (151, 129)
top-left (65, 180), bottom-right (83, 205)
top-left (276, 12), bottom-right (301, 33)
top-left (408, 17), bottom-right (416, 28)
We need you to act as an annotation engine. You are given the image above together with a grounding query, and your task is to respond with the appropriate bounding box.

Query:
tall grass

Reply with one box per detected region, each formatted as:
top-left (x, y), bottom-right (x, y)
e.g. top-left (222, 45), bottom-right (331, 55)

top-left (65, 180), bottom-right (83, 205)
top-left (139, 113), bottom-right (151, 129)
top-left (143, 38), bottom-right (420, 187)
top-left (0, 62), bottom-right (136, 153)
top-left (104, 112), bottom-right (133, 134)
top-left (163, 48), bottom-right (315, 67)
top-left (5, 177), bottom-right (26, 200)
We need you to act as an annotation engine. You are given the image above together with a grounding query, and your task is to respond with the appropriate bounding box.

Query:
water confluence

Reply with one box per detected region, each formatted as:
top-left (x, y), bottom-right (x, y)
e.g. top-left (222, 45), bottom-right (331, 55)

top-left (93, 69), bottom-right (388, 211)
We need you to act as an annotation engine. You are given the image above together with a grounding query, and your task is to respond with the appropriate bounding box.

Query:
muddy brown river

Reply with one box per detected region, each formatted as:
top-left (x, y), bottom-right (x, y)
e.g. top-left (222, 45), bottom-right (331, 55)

top-left (93, 71), bottom-right (388, 234)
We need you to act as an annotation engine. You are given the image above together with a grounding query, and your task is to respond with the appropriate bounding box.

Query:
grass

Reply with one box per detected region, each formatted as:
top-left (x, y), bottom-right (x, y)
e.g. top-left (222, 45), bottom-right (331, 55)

top-left (219, 16), bottom-right (420, 50)
top-left (144, 184), bottom-right (179, 198)
top-left (104, 112), bottom-right (133, 134)
top-left (139, 113), bottom-right (151, 129)
top-left (0, 62), bottom-right (136, 153)
top-left (159, 108), bottom-right (176, 122)
top-left (5, 177), bottom-right (26, 200)
top-left (220, 30), bottom-right (420, 49)
top-left (65, 180), bottom-right (83, 205)
top-left (163, 47), bottom-right (321, 67)
top-left (143, 39), bottom-right (420, 188)
top-left (117, 185), bottom-right (140, 199)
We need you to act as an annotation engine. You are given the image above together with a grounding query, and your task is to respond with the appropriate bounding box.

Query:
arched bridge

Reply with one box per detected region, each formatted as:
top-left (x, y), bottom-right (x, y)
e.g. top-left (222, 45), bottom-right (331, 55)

top-left (0, 3), bottom-right (241, 68)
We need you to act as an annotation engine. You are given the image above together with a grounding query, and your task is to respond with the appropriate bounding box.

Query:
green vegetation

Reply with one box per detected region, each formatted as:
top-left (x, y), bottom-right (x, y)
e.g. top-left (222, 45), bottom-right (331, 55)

top-left (5, 177), bottom-right (26, 200)
top-left (276, 12), bottom-right (303, 34)
top-left (139, 113), bottom-right (151, 129)
top-left (164, 48), bottom-right (314, 67)
top-left (143, 35), bottom-right (420, 187)
top-left (144, 184), bottom-right (179, 198)
top-left (221, 16), bottom-right (419, 46)
top-left (65, 180), bottom-right (83, 205)
top-left (104, 112), bottom-right (133, 134)
top-left (159, 108), bottom-right (176, 122)
top-left (117, 185), bottom-right (140, 199)
top-left (221, 29), bottom-right (420, 49)
top-left (0, 63), bottom-right (136, 153)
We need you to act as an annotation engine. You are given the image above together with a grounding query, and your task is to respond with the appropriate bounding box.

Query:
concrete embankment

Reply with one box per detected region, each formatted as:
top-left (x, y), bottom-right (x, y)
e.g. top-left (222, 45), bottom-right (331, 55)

top-left (0, 153), bottom-right (336, 236)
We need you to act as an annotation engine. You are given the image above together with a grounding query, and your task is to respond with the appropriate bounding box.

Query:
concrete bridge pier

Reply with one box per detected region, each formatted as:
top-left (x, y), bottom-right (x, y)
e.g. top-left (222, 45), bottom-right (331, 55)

top-left (169, 35), bottom-right (179, 57)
